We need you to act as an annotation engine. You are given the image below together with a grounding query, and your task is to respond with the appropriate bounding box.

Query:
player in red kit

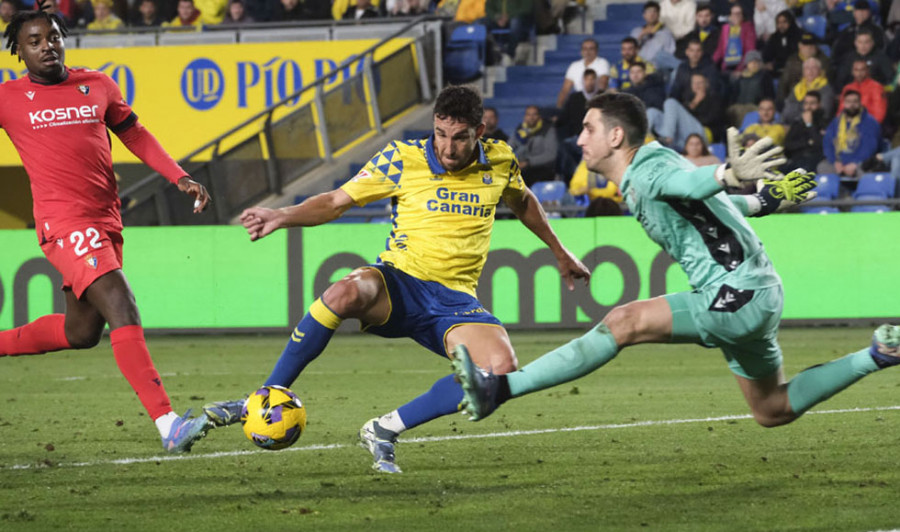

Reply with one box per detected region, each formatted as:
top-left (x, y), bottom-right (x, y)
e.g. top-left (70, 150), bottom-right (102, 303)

top-left (0, 4), bottom-right (214, 453)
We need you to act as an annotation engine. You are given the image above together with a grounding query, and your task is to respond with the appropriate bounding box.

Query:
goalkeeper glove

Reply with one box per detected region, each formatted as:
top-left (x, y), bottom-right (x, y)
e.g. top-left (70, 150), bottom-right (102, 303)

top-left (750, 168), bottom-right (818, 217)
top-left (715, 127), bottom-right (788, 188)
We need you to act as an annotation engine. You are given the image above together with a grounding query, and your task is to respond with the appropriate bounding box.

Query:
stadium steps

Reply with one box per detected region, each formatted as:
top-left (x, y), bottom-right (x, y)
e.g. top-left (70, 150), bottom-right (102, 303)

top-left (484, 2), bottom-right (641, 135)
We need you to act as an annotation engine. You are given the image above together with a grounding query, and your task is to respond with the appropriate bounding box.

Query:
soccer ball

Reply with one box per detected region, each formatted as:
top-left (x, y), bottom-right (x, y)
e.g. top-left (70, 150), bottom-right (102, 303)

top-left (241, 385), bottom-right (307, 450)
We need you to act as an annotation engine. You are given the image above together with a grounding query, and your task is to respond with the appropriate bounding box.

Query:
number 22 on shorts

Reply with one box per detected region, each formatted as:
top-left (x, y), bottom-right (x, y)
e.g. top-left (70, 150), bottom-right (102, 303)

top-left (69, 227), bottom-right (102, 257)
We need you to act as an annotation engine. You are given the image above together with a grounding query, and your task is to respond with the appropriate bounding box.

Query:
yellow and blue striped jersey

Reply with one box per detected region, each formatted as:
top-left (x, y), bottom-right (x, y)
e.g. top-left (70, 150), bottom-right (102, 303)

top-left (341, 136), bottom-right (526, 297)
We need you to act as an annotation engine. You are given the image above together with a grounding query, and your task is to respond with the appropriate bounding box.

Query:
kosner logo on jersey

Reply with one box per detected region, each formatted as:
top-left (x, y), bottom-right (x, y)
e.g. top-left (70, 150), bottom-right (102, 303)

top-left (28, 104), bottom-right (100, 126)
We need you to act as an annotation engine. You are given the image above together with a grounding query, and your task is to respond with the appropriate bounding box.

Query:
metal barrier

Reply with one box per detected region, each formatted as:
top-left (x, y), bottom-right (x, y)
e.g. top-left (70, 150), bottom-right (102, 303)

top-left (119, 17), bottom-right (441, 226)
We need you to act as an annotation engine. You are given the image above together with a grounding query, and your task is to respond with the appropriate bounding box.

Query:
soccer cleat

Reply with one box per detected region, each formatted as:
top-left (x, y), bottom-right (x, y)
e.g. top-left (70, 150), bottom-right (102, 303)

top-left (358, 418), bottom-right (402, 474)
top-left (870, 324), bottom-right (900, 369)
top-left (202, 398), bottom-right (246, 427)
top-left (161, 409), bottom-right (213, 453)
top-left (450, 344), bottom-right (500, 421)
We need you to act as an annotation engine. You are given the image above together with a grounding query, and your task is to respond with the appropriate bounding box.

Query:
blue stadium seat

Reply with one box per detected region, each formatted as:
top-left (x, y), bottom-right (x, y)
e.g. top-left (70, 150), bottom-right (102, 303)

top-left (709, 143), bottom-right (726, 161)
top-left (851, 173), bottom-right (896, 213)
top-left (444, 24), bottom-right (487, 84)
top-left (801, 15), bottom-right (827, 40)
top-left (740, 110), bottom-right (782, 132)
top-left (531, 181), bottom-right (568, 203)
top-left (802, 173), bottom-right (840, 214)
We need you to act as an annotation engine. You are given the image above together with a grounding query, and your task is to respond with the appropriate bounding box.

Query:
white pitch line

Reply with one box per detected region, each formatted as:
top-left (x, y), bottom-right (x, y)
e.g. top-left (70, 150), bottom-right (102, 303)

top-left (3, 405), bottom-right (899, 471)
top-left (50, 369), bottom-right (439, 381)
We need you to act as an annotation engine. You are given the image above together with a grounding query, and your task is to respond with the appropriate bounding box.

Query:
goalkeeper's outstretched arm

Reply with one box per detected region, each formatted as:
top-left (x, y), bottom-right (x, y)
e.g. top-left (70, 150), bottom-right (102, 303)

top-left (728, 169), bottom-right (819, 217)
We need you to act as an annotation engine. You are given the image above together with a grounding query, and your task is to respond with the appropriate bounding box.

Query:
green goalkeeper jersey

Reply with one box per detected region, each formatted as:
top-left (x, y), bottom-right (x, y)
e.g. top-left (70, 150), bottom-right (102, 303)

top-left (619, 142), bottom-right (781, 291)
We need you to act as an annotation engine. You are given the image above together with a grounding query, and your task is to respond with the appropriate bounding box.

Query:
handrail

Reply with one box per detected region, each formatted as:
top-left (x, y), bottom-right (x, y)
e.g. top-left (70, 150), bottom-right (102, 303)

top-left (70, 14), bottom-right (444, 37)
top-left (119, 15), bottom-right (437, 201)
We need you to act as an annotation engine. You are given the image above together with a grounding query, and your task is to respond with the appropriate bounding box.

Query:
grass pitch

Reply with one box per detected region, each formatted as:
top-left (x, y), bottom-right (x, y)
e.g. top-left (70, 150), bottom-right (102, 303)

top-left (1, 328), bottom-right (899, 531)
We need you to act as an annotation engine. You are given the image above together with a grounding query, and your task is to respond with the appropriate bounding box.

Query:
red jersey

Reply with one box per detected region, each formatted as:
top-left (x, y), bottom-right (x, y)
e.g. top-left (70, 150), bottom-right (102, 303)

top-left (0, 68), bottom-right (135, 232)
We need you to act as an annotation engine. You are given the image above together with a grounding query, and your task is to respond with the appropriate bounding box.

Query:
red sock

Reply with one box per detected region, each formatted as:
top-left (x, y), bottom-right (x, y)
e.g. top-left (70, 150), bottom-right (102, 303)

top-left (0, 314), bottom-right (70, 356)
top-left (109, 325), bottom-right (172, 420)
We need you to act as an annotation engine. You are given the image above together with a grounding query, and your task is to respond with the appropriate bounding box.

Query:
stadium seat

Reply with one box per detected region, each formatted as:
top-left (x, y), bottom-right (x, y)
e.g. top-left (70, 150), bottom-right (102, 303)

top-left (851, 173), bottom-right (896, 213)
top-left (801, 15), bottom-right (827, 40)
top-left (739, 111), bottom-right (782, 132)
top-left (444, 24), bottom-right (488, 84)
top-left (801, 173), bottom-right (841, 214)
top-left (531, 181), bottom-right (568, 204)
top-left (709, 143), bottom-right (726, 162)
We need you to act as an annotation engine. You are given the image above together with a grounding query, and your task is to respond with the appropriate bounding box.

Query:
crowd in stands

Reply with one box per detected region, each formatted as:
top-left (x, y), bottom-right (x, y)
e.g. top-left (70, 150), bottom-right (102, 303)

top-left (0, 0), bottom-right (443, 31)
top-left (525, 0), bottom-right (900, 214)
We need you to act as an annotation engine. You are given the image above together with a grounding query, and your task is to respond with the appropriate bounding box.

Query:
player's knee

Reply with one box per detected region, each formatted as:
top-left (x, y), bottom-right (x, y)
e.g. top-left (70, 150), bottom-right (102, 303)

top-left (65, 327), bottom-right (103, 349)
top-left (750, 405), bottom-right (794, 428)
top-left (490, 356), bottom-right (518, 374)
top-left (323, 273), bottom-right (380, 317)
top-left (602, 305), bottom-right (641, 346)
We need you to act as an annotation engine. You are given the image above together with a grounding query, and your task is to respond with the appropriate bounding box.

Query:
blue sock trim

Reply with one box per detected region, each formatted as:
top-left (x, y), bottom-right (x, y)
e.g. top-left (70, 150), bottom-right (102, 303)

top-left (264, 312), bottom-right (335, 387)
top-left (396, 374), bottom-right (463, 430)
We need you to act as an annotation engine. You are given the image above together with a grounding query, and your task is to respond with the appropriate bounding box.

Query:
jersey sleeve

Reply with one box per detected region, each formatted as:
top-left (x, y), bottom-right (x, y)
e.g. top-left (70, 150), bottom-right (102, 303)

top-left (505, 153), bottom-right (527, 193)
top-left (638, 155), bottom-right (723, 200)
top-left (340, 142), bottom-right (401, 206)
top-left (99, 73), bottom-right (136, 132)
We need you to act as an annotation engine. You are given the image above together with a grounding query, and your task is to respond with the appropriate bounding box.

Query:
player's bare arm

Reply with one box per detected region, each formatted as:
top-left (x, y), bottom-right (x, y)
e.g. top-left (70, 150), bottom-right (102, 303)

top-left (241, 188), bottom-right (355, 241)
top-left (503, 186), bottom-right (590, 290)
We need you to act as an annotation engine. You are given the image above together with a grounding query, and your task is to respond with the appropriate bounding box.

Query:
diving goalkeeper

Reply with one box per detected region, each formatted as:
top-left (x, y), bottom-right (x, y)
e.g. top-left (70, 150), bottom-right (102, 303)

top-left (453, 92), bottom-right (900, 428)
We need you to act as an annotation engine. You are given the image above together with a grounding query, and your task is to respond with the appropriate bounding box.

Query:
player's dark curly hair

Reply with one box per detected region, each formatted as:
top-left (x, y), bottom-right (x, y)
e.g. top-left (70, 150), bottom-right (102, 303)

top-left (586, 92), bottom-right (648, 148)
top-left (4, 0), bottom-right (68, 58)
top-left (433, 85), bottom-right (484, 128)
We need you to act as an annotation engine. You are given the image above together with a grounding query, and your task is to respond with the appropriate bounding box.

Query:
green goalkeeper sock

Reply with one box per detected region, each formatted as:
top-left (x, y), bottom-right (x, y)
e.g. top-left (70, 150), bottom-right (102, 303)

top-left (507, 324), bottom-right (619, 398)
top-left (786, 349), bottom-right (879, 415)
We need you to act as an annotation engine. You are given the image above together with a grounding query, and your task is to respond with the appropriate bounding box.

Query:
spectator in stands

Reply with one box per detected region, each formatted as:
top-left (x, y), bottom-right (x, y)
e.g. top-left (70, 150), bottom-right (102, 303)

top-left (164, 0), bottom-right (201, 25)
top-left (783, 90), bottom-right (827, 171)
top-left (778, 33), bottom-right (830, 102)
top-left (682, 132), bottom-right (722, 165)
top-left (630, 1), bottom-right (677, 70)
top-left (0, 0), bottom-right (17, 34)
top-left (821, 90), bottom-right (881, 177)
top-left (557, 69), bottom-right (602, 181)
top-left (556, 38), bottom-right (610, 108)
top-left (624, 61), bottom-right (666, 110)
top-left (837, 59), bottom-right (886, 123)
top-left (510, 106), bottom-right (558, 186)
top-left (835, 29), bottom-right (895, 90)
top-left (671, 38), bottom-right (721, 101)
top-left (222, 0), bottom-right (253, 22)
top-left (448, 0), bottom-right (485, 23)
top-left (782, 57), bottom-right (835, 124)
top-left (753, 0), bottom-right (786, 43)
top-left (711, 0), bottom-right (753, 22)
top-left (660, 0), bottom-right (697, 40)
top-left (130, 0), bottom-right (163, 26)
top-left (87, 0), bottom-right (123, 29)
top-left (726, 49), bottom-right (776, 127)
top-left (761, 9), bottom-right (801, 77)
top-left (675, 4), bottom-right (719, 60)
top-left (558, 69), bottom-right (602, 140)
top-left (239, 0), bottom-right (274, 21)
top-left (831, 0), bottom-right (886, 60)
top-left (743, 97), bottom-right (786, 145)
top-left (609, 37), bottom-right (655, 90)
top-left (713, 3), bottom-right (757, 74)
top-left (648, 72), bottom-right (723, 149)
top-left (332, 0), bottom-right (382, 19)
top-left (568, 162), bottom-right (622, 216)
top-left (386, 0), bottom-right (427, 16)
top-left (195, 0), bottom-right (227, 23)
top-left (342, 0), bottom-right (379, 19)
top-left (41, 0), bottom-right (78, 27)
top-left (482, 107), bottom-right (509, 142)
top-left (485, 0), bottom-right (534, 65)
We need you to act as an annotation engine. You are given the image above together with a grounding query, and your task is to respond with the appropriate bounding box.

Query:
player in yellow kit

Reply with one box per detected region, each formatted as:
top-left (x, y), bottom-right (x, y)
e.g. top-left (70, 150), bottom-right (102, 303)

top-left (203, 86), bottom-right (591, 473)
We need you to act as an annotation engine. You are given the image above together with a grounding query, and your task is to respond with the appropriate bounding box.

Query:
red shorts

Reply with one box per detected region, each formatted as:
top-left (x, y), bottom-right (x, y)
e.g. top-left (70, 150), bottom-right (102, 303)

top-left (40, 223), bottom-right (124, 298)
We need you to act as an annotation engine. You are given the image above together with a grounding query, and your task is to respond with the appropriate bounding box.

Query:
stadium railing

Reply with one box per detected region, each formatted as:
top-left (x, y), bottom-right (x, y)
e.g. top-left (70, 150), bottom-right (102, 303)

top-left (118, 16), bottom-right (442, 226)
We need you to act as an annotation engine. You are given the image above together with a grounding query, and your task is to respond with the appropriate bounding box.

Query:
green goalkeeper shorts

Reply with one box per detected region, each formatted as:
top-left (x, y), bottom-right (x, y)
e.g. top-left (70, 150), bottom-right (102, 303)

top-left (665, 283), bottom-right (784, 380)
